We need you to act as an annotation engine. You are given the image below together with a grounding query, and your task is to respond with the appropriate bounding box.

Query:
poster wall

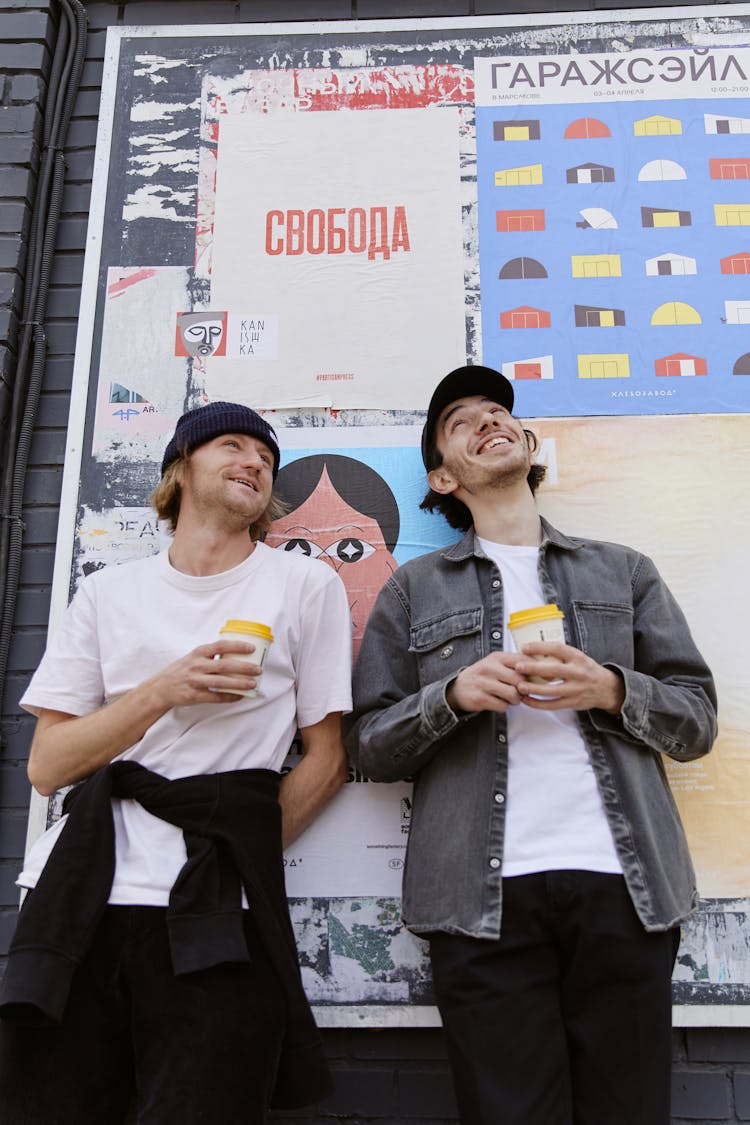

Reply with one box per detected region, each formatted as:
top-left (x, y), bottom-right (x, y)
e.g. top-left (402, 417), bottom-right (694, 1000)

top-left (41, 8), bottom-right (750, 1026)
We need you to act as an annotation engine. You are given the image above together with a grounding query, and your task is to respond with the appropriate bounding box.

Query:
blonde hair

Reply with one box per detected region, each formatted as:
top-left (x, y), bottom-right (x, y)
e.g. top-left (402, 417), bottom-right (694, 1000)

top-left (151, 449), bottom-right (287, 539)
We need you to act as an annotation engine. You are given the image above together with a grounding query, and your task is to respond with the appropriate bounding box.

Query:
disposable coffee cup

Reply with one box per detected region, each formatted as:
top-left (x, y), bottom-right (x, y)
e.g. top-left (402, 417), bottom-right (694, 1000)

top-left (507, 604), bottom-right (565, 684)
top-left (218, 619), bottom-right (274, 698)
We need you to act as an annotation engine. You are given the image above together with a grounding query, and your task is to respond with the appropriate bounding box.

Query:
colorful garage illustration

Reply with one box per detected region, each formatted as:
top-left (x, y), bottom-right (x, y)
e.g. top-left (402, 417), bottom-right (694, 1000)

top-left (574, 304), bottom-right (625, 327)
top-left (498, 257), bottom-right (548, 279)
top-left (645, 252), bottom-right (696, 276)
top-left (577, 353), bottom-right (630, 378)
top-left (576, 207), bottom-right (618, 229)
top-left (654, 353), bottom-right (707, 377)
top-left (564, 117), bottom-right (611, 139)
top-left (651, 302), bottom-right (701, 325)
top-left (641, 206), bottom-right (691, 228)
top-left (496, 209), bottom-right (546, 232)
top-left (724, 300), bottom-right (750, 324)
top-left (638, 159), bottom-right (687, 181)
top-left (705, 112), bottom-right (750, 134)
top-left (715, 203), bottom-right (750, 226)
top-left (501, 355), bottom-right (554, 380)
top-left (494, 163), bottom-right (543, 186)
top-left (566, 162), bottom-right (615, 184)
top-left (634, 114), bottom-right (682, 136)
top-left (710, 157), bottom-right (750, 180)
top-left (571, 253), bottom-right (622, 278)
top-left (493, 120), bottom-right (540, 141)
top-left (721, 251), bottom-right (750, 275)
top-left (500, 306), bottom-right (551, 329)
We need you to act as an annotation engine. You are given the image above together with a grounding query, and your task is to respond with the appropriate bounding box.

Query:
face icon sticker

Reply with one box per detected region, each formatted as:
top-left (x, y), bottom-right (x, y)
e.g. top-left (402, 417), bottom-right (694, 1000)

top-left (267, 456), bottom-right (400, 661)
top-left (175, 311), bottom-right (228, 357)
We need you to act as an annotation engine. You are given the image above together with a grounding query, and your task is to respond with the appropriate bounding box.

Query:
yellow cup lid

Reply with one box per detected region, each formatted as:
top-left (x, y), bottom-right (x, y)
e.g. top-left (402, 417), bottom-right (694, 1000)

top-left (219, 619), bottom-right (274, 642)
top-left (507, 603), bottom-right (564, 630)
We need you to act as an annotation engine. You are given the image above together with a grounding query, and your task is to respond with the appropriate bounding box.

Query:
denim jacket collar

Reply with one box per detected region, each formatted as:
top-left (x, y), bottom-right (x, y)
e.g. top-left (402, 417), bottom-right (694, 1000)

top-left (440, 517), bottom-right (583, 564)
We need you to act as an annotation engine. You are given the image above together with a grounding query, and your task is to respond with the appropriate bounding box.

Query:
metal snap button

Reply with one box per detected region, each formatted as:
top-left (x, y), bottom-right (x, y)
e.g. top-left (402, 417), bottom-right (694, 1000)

top-left (440, 645), bottom-right (453, 659)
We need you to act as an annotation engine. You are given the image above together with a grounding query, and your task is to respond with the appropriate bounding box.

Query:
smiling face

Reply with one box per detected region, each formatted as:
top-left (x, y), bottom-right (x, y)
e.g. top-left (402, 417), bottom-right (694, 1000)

top-left (181, 432), bottom-right (275, 531)
top-left (428, 395), bottom-right (531, 500)
top-left (266, 466), bottom-right (396, 660)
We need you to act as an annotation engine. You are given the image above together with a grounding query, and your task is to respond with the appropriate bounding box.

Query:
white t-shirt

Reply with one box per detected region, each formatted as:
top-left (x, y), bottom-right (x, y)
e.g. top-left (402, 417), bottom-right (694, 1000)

top-left (19, 543), bottom-right (353, 904)
top-left (477, 537), bottom-right (621, 878)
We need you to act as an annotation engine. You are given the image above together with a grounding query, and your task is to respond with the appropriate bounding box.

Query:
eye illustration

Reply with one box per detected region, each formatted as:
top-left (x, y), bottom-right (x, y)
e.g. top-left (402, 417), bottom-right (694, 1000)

top-left (281, 538), bottom-right (325, 559)
top-left (327, 538), bottom-right (376, 564)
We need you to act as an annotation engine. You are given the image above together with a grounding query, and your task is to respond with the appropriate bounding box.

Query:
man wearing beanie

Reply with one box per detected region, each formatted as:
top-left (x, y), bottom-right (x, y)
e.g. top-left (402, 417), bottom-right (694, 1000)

top-left (0, 401), bottom-right (352, 1123)
top-left (346, 366), bottom-right (717, 1125)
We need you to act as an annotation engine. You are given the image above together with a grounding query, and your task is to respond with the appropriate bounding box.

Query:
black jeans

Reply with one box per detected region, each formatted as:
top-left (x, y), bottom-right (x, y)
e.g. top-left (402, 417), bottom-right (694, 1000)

top-left (0, 905), bottom-right (286, 1125)
top-left (429, 871), bottom-right (680, 1125)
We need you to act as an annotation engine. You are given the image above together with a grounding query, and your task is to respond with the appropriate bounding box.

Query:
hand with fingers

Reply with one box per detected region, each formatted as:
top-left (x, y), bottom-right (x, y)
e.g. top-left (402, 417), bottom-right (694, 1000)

top-left (446, 651), bottom-right (524, 715)
top-left (514, 642), bottom-right (625, 715)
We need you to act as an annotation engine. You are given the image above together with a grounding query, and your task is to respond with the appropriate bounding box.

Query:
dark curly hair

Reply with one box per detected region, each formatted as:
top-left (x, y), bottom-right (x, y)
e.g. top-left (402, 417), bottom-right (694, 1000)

top-left (419, 426), bottom-right (547, 533)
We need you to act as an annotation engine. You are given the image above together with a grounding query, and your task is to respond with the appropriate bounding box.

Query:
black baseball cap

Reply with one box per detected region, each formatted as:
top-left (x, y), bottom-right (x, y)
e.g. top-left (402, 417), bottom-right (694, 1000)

top-left (421, 365), bottom-right (515, 469)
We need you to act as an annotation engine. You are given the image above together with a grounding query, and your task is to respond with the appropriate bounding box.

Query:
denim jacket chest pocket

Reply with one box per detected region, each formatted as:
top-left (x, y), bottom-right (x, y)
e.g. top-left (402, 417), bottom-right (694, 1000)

top-left (409, 608), bottom-right (484, 687)
top-left (569, 600), bottom-right (635, 668)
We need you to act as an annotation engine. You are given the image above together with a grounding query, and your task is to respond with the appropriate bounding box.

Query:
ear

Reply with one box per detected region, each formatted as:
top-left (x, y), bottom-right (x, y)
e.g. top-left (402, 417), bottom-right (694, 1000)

top-left (427, 465), bottom-right (459, 497)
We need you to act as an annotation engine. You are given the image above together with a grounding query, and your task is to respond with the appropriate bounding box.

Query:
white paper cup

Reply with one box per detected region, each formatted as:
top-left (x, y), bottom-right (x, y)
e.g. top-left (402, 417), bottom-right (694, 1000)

top-left (218, 619), bottom-right (274, 698)
top-left (508, 604), bottom-right (565, 684)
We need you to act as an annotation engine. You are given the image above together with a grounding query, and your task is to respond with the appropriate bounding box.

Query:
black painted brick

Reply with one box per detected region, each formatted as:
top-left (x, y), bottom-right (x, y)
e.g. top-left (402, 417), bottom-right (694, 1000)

top-left (0, 810), bottom-right (29, 857)
top-left (358, 0), bottom-right (469, 14)
top-left (237, 0), bottom-right (352, 19)
top-left (1, 9), bottom-right (53, 40)
top-left (0, 271), bottom-right (23, 307)
top-left (35, 390), bottom-right (72, 426)
top-left (0, 236), bottom-right (29, 270)
top-left (47, 286), bottom-right (83, 319)
top-left (0, 133), bottom-right (39, 168)
top-left (398, 1069), bottom-right (458, 1118)
top-left (49, 252), bottom-right (84, 287)
top-left (2, 673), bottom-right (38, 714)
top-left (688, 1029), bottom-right (750, 1063)
top-left (0, 910), bottom-right (20, 956)
top-left (13, 586), bottom-right (52, 628)
top-left (0, 105), bottom-right (42, 138)
top-left (45, 319), bottom-right (79, 353)
top-left (0, 764), bottom-right (33, 809)
top-left (0, 165), bottom-right (35, 200)
top-left (0, 43), bottom-right (49, 71)
top-left (82, 2), bottom-right (122, 28)
top-left (0, 202), bottom-right (31, 237)
top-left (22, 466), bottom-right (64, 505)
top-left (61, 148), bottom-right (95, 180)
top-left (671, 1069), bottom-right (732, 1119)
top-left (17, 506), bottom-right (62, 543)
top-left (19, 546), bottom-right (56, 585)
top-left (9, 73), bottom-right (45, 104)
top-left (71, 88), bottom-right (102, 118)
top-left (79, 59), bottom-right (105, 88)
top-left (0, 304), bottom-right (19, 344)
top-left (736, 1070), bottom-right (750, 1120)
top-left (476, 0), bottom-right (594, 10)
top-left (0, 863), bottom-right (23, 906)
top-left (0, 715), bottom-right (36, 759)
top-left (318, 1067), bottom-right (397, 1116)
top-left (64, 118), bottom-right (99, 150)
top-left (53, 217), bottom-right (90, 252)
top-left (5, 631), bottom-right (47, 672)
top-left (122, 0), bottom-right (237, 21)
top-left (28, 426), bottom-right (67, 464)
top-left (61, 180), bottom-right (92, 212)
top-left (347, 1029), bottom-right (448, 1061)
top-left (84, 28), bottom-right (108, 60)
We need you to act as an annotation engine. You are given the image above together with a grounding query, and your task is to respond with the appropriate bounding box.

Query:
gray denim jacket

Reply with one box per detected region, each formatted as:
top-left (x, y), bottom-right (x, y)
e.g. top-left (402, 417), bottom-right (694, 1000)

top-left (345, 519), bottom-right (718, 937)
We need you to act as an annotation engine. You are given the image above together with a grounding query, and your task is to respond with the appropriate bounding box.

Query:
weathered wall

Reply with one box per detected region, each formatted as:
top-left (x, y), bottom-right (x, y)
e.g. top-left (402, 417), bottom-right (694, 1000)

top-left (1, 1), bottom-right (749, 1120)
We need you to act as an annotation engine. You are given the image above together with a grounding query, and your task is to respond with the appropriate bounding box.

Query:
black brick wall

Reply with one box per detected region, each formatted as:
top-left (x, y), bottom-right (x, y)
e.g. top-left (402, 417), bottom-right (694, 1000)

top-left (1, 2), bottom-right (749, 1120)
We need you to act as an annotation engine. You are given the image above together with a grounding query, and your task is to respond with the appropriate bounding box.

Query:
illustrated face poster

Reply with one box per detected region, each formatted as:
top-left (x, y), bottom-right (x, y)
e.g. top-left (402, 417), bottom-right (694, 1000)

top-left (43, 7), bottom-right (750, 1026)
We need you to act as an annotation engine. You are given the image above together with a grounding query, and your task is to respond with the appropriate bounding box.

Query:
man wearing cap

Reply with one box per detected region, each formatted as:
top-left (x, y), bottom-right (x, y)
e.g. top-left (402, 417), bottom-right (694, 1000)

top-left (346, 367), bottom-right (717, 1125)
top-left (0, 402), bottom-right (352, 1124)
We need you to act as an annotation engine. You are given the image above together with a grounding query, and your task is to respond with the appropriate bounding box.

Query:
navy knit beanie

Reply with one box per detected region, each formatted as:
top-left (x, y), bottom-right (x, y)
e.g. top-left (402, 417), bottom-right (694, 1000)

top-left (160, 401), bottom-right (281, 479)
